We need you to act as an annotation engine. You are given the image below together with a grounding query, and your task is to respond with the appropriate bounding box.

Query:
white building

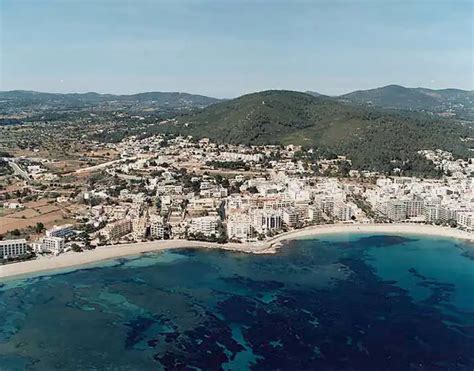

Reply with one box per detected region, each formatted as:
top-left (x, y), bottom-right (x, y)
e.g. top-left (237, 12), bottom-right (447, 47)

top-left (150, 216), bottom-right (165, 239)
top-left (3, 202), bottom-right (24, 210)
top-left (220, 152), bottom-right (263, 163)
top-left (282, 207), bottom-right (299, 227)
top-left (132, 218), bottom-right (147, 240)
top-left (308, 205), bottom-right (323, 221)
top-left (405, 198), bottom-right (424, 218)
top-left (0, 239), bottom-right (27, 259)
top-left (227, 214), bottom-right (252, 241)
top-left (43, 236), bottom-right (65, 254)
top-left (102, 219), bottom-right (132, 241)
top-left (251, 209), bottom-right (282, 234)
top-left (379, 200), bottom-right (407, 222)
top-left (424, 204), bottom-right (442, 223)
top-left (188, 216), bottom-right (219, 237)
top-left (457, 212), bottom-right (473, 230)
top-left (315, 197), bottom-right (335, 215)
top-left (334, 202), bottom-right (353, 221)
top-left (46, 224), bottom-right (74, 238)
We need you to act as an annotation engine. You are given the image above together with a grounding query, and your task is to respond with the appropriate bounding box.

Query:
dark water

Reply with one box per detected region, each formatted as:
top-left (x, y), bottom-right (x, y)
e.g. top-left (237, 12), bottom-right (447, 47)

top-left (1, 233), bottom-right (474, 370)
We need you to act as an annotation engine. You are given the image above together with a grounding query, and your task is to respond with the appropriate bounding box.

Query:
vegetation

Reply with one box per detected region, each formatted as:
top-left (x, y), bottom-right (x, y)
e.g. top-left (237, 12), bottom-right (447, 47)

top-left (35, 222), bottom-right (45, 233)
top-left (0, 159), bottom-right (13, 176)
top-left (340, 84), bottom-right (474, 117)
top-left (0, 90), bottom-right (220, 113)
top-left (165, 90), bottom-right (472, 176)
top-left (71, 243), bottom-right (82, 252)
top-left (206, 160), bottom-right (250, 171)
top-left (187, 231), bottom-right (227, 244)
top-left (1, 251), bottom-right (36, 265)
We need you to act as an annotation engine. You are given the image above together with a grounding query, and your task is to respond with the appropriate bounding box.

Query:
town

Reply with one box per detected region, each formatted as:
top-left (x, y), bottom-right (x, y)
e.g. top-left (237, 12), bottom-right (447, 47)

top-left (1, 133), bottom-right (473, 263)
top-left (2, 1), bottom-right (474, 368)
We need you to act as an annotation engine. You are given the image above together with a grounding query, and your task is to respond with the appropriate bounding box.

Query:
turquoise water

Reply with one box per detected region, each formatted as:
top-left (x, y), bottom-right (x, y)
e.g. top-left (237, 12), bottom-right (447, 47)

top-left (367, 238), bottom-right (474, 312)
top-left (0, 233), bottom-right (473, 370)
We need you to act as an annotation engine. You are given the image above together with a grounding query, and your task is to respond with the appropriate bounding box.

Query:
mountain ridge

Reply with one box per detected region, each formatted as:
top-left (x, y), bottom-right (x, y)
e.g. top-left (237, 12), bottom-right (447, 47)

top-left (166, 89), bottom-right (472, 176)
top-left (0, 90), bottom-right (221, 112)
top-left (338, 84), bottom-right (474, 118)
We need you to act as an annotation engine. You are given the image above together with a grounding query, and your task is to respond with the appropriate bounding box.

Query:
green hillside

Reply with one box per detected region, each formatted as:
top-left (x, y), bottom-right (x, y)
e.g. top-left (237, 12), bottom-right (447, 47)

top-left (340, 85), bottom-right (439, 110)
top-left (339, 85), bottom-right (474, 118)
top-left (0, 90), bottom-right (220, 112)
top-left (170, 90), bottom-right (473, 175)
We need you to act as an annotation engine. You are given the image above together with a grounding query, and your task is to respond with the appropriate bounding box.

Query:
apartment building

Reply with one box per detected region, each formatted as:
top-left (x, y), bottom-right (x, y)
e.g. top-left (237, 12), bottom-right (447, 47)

top-left (308, 205), bottom-right (323, 221)
top-left (251, 209), bottom-right (282, 234)
top-left (132, 218), bottom-right (148, 240)
top-left (150, 216), bottom-right (165, 239)
top-left (227, 213), bottom-right (252, 241)
top-left (102, 219), bottom-right (132, 241)
top-left (405, 198), bottom-right (424, 218)
top-left (385, 200), bottom-right (407, 221)
top-left (0, 239), bottom-right (27, 259)
top-left (188, 216), bottom-right (219, 237)
top-left (42, 236), bottom-right (65, 254)
top-left (457, 212), bottom-right (473, 229)
top-left (314, 197), bottom-right (335, 215)
top-left (334, 202), bottom-right (353, 221)
top-left (282, 207), bottom-right (299, 227)
top-left (424, 205), bottom-right (442, 223)
top-left (46, 224), bottom-right (74, 238)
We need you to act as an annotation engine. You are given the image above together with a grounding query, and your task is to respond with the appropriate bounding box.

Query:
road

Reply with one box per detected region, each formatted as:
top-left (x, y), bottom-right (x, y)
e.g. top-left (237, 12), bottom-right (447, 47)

top-left (7, 160), bottom-right (31, 182)
top-left (74, 154), bottom-right (153, 174)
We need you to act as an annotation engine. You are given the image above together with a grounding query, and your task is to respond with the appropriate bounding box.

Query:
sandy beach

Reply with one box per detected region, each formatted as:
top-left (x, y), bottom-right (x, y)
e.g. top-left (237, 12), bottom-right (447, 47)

top-left (0, 240), bottom-right (265, 280)
top-left (1, 223), bottom-right (472, 280)
top-left (266, 223), bottom-right (474, 251)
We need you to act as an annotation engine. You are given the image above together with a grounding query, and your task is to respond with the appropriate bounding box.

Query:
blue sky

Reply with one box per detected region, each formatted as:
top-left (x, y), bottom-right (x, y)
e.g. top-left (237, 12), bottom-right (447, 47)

top-left (1, 0), bottom-right (472, 97)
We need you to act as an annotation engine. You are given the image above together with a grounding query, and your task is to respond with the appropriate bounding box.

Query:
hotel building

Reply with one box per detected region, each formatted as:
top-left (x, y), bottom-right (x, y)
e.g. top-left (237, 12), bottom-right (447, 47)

top-left (0, 239), bottom-right (28, 259)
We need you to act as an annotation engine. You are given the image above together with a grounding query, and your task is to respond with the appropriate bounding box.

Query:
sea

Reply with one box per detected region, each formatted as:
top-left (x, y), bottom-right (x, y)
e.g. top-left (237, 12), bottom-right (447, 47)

top-left (0, 233), bottom-right (473, 370)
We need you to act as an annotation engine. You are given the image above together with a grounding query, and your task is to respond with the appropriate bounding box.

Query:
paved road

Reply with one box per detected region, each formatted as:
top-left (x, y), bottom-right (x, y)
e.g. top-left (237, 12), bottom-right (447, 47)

top-left (7, 161), bottom-right (31, 182)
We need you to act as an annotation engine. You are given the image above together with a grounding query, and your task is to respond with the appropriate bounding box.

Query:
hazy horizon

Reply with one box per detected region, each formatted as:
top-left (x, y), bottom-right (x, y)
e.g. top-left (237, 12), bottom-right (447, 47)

top-left (1, 0), bottom-right (473, 98)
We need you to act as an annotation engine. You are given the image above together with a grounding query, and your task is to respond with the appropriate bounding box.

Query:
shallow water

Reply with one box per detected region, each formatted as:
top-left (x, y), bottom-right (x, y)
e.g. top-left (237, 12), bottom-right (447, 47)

top-left (0, 233), bottom-right (473, 370)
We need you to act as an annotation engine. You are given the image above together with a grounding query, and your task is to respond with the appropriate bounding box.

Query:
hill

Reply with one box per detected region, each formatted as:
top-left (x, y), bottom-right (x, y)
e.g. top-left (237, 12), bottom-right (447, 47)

top-left (170, 90), bottom-right (473, 175)
top-left (339, 85), bottom-right (474, 118)
top-left (305, 91), bottom-right (328, 98)
top-left (0, 90), bottom-right (220, 114)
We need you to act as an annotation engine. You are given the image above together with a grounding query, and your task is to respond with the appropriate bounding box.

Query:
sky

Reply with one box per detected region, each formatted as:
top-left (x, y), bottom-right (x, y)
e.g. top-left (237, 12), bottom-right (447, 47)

top-left (0, 0), bottom-right (473, 98)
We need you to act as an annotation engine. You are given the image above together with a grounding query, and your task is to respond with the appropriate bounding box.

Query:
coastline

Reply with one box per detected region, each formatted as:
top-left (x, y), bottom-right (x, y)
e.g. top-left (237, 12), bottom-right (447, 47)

top-left (265, 223), bottom-right (474, 252)
top-left (0, 223), bottom-right (472, 280)
top-left (0, 240), bottom-right (265, 281)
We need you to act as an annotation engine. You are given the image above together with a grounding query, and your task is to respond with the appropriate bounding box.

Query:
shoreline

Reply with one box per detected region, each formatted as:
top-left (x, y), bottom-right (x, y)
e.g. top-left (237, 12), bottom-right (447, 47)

top-left (265, 223), bottom-right (473, 252)
top-left (0, 223), bottom-right (472, 280)
top-left (0, 240), bottom-right (266, 281)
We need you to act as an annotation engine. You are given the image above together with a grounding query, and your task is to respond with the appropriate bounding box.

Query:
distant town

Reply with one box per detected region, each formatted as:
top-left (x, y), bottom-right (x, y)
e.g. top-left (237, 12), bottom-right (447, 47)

top-left (1, 132), bottom-right (472, 264)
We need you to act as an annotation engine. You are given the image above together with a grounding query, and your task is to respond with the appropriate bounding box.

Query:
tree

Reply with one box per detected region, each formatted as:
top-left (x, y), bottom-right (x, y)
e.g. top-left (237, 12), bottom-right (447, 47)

top-left (156, 197), bottom-right (162, 210)
top-left (35, 222), bottom-right (45, 233)
top-left (448, 219), bottom-right (458, 228)
top-left (71, 243), bottom-right (82, 252)
top-left (338, 160), bottom-right (351, 177)
top-left (221, 178), bottom-right (230, 188)
top-left (247, 186), bottom-right (259, 194)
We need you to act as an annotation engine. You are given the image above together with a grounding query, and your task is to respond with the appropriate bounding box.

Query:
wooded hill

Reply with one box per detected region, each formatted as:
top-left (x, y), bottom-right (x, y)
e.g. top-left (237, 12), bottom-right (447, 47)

top-left (169, 90), bottom-right (473, 176)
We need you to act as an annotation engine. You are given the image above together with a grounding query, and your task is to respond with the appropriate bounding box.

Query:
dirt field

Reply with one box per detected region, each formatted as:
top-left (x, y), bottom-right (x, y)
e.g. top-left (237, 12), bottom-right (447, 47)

top-left (47, 160), bottom-right (88, 174)
top-left (0, 181), bottom-right (26, 195)
top-left (7, 208), bottom-right (40, 218)
top-left (0, 199), bottom-right (75, 235)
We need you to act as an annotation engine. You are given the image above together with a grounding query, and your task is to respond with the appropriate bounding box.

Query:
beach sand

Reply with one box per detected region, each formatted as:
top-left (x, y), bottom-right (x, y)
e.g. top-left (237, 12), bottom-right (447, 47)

top-left (266, 223), bottom-right (473, 251)
top-left (0, 223), bottom-right (472, 280)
